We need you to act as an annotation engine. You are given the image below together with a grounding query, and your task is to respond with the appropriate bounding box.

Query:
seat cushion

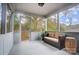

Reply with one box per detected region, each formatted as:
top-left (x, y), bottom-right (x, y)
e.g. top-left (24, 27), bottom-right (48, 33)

top-left (48, 32), bottom-right (55, 38)
top-left (54, 32), bottom-right (60, 39)
top-left (44, 37), bottom-right (58, 43)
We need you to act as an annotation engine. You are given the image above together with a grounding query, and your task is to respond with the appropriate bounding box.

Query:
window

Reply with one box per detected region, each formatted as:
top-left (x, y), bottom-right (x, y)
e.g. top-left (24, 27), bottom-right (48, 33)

top-left (69, 5), bottom-right (79, 32)
top-left (31, 16), bottom-right (46, 31)
top-left (59, 5), bottom-right (79, 32)
top-left (21, 16), bottom-right (31, 31)
top-left (0, 4), bottom-right (1, 33)
top-left (47, 15), bottom-right (57, 31)
top-left (59, 11), bottom-right (69, 32)
top-left (14, 13), bottom-right (20, 32)
top-left (6, 5), bottom-right (11, 32)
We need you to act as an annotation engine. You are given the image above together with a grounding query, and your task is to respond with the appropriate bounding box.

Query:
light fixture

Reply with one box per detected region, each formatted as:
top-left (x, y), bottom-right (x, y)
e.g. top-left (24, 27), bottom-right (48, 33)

top-left (38, 3), bottom-right (44, 7)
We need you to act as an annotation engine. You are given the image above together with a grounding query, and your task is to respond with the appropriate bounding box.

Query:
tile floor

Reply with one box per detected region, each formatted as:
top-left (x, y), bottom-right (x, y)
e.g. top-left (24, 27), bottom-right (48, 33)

top-left (9, 40), bottom-right (70, 55)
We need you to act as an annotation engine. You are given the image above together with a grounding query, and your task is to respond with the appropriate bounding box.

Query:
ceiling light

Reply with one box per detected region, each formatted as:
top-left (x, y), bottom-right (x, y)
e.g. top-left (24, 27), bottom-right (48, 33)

top-left (38, 3), bottom-right (44, 7)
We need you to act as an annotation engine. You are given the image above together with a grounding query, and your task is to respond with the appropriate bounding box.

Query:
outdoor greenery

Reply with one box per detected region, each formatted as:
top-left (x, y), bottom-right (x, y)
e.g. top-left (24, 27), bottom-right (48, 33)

top-left (7, 15), bottom-right (10, 32)
top-left (47, 16), bottom-right (57, 31)
top-left (14, 14), bottom-right (19, 32)
top-left (31, 16), bottom-right (45, 31)
top-left (60, 24), bottom-right (67, 32)
top-left (6, 9), bottom-right (11, 33)
top-left (21, 16), bottom-right (31, 31)
top-left (14, 14), bottom-right (65, 32)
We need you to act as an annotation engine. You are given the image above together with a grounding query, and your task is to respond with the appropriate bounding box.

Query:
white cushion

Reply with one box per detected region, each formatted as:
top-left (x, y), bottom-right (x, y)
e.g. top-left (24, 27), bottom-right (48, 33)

top-left (44, 37), bottom-right (58, 43)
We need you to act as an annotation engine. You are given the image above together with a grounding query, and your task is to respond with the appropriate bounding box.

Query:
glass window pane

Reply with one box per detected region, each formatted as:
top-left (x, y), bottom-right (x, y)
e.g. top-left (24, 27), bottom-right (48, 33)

top-left (31, 16), bottom-right (45, 31)
top-left (6, 5), bottom-right (11, 33)
top-left (69, 5), bottom-right (79, 32)
top-left (59, 11), bottom-right (70, 32)
top-left (47, 15), bottom-right (57, 31)
top-left (59, 5), bottom-right (79, 32)
top-left (21, 16), bottom-right (31, 31)
top-left (14, 14), bottom-right (20, 32)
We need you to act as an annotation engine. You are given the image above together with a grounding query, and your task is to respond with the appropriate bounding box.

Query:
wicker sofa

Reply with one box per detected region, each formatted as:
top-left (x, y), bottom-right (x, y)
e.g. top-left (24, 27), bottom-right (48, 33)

top-left (42, 31), bottom-right (66, 49)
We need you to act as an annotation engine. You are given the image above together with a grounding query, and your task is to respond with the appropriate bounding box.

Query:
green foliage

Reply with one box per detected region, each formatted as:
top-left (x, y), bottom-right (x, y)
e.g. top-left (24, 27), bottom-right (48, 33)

top-left (14, 15), bottom-right (19, 32)
top-left (31, 16), bottom-right (46, 31)
top-left (7, 16), bottom-right (10, 32)
top-left (31, 16), bottom-right (38, 31)
top-left (47, 17), bottom-right (57, 31)
top-left (21, 16), bottom-right (31, 31)
top-left (13, 14), bottom-right (67, 32)
top-left (60, 24), bottom-right (65, 32)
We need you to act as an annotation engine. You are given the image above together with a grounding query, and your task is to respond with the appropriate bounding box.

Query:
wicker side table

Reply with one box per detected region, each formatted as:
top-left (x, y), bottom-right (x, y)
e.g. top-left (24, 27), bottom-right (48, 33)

top-left (65, 37), bottom-right (77, 54)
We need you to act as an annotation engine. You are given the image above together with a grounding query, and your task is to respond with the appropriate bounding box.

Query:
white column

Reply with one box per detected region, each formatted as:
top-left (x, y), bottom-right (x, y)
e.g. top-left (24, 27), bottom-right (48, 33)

top-left (44, 18), bottom-right (47, 31)
top-left (57, 13), bottom-right (60, 32)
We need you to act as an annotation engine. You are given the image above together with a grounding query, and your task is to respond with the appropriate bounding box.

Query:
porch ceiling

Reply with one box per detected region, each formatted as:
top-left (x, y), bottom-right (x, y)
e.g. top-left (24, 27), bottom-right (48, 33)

top-left (10, 3), bottom-right (76, 16)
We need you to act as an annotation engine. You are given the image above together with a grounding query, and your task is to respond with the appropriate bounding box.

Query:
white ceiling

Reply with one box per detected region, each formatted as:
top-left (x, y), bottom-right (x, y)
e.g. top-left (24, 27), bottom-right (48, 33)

top-left (10, 3), bottom-right (75, 16)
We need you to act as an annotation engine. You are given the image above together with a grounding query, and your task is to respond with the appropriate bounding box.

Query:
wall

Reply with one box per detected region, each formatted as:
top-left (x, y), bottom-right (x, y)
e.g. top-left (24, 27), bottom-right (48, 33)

top-left (0, 32), bottom-right (13, 55)
top-left (30, 32), bottom-right (42, 41)
top-left (13, 32), bottom-right (20, 44)
top-left (65, 32), bottom-right (79, 52)
top-left (0, 35), bottom-right (4, 55)
top-left (13, 32), bottom-right (42, 44)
